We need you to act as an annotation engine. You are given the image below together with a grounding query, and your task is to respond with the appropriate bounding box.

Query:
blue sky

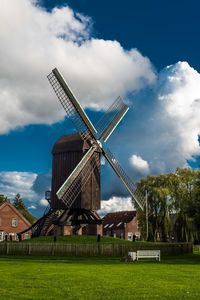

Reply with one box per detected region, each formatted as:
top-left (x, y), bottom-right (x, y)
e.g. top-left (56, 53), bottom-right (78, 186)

top-left (0, 0), bottom-right (200, 217)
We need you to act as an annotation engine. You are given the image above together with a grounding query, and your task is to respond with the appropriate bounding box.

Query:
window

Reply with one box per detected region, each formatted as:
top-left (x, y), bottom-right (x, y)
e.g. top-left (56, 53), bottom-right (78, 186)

top-left (120, 233), bottom-right (123, 239)
top-left (0, 231), bottom-right (3, 241)
top-left (24, 232), bottom-right (30, 240)
top-left (128, 232), bottom-right (132, 241)
top-left (12, 218), bottom-right (18, 227)
top-left (113, 233), bottom-right (116, 238)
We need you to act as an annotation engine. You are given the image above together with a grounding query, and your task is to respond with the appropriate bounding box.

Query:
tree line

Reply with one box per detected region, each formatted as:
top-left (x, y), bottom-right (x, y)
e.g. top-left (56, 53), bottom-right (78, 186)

top-left (0, 193), bottom-right (35, 224)
top-left (134, 167), bottom-right (200, 243)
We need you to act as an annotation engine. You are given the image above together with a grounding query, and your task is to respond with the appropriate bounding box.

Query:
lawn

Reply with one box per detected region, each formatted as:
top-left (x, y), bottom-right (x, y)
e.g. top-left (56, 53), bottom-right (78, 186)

top-left (0, 253), bottom-right (200, 299)
top-left (18, 235), bottom-right (162, 245)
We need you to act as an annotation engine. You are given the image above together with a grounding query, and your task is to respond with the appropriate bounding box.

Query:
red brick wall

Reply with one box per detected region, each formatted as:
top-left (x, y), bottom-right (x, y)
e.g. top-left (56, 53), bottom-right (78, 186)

top-left (103, 214), bottom-right (140, 240)
top-left (125, 215), bottom-right (140, 240)
top-left (0, 201), bottom-right (31, 241)
top-left (85, 224), bottom-right (102, 235)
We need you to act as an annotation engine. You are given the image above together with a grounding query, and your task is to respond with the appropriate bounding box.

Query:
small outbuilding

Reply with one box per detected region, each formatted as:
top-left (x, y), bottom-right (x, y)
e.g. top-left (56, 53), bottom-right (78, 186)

top-left (103, 211), bottom-right (140, 240)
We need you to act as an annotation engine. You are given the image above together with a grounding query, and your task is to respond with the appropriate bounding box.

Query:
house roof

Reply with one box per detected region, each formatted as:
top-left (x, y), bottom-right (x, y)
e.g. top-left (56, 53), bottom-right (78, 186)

top-left (0, 199), bottom-right (31, 227)
top-left (102, 211), bottom-right (136, 230)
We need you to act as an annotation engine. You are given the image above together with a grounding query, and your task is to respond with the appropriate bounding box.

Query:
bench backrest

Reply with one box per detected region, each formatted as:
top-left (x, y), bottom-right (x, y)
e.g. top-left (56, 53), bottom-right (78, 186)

top-left (137, 250), bottom-right (160, 256)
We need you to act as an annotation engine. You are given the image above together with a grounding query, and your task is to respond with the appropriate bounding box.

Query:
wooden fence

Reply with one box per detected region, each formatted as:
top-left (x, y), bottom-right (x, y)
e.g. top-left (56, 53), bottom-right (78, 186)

top-left (0, 242), bottom-right (192, 256)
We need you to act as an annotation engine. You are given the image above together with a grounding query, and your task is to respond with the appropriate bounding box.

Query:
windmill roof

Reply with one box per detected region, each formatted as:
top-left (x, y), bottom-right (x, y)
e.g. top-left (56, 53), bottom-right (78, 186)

top-left (102, 211), bottom-right (136, 230)
top-left (52, 133), bottom-right (90, 154)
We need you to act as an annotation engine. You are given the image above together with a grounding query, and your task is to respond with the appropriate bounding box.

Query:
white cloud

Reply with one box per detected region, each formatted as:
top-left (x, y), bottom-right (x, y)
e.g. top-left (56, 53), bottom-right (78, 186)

top-left (0, 0), bottom-right (155, 134)
top-left (40, 198), bottom-right (49, 206)
top-left (28, 205), bottom-right (36, 210)
top-left (129, 155), bottom-right (150, 174)
top-left (101, 156), bottom-right (106, 166)
top-left (157, 62), bottom-right (200, 162)
top-left (0, 171), bottom-right (50, 212)
top-left (97, 196), bottom-right (134, 217)
top-left (116, 61), bottom-right (200, 178)
top-left (0, 171), bottom-right (37, 201)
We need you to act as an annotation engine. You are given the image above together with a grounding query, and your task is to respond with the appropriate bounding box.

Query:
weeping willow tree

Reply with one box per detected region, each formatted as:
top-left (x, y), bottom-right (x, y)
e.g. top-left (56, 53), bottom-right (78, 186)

top-left (135, 175), bottom-right (172, 242)
top-left (134, 168), bottom-right (198, 242)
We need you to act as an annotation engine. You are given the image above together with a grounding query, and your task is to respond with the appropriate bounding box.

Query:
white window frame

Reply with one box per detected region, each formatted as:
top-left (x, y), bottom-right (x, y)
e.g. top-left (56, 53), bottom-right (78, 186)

top-left (128, 232), bottom-right (132, 241)
top-left (12, 218), bottom-right (18, 227)
top-left (24, 232), bottom-right (30, 240)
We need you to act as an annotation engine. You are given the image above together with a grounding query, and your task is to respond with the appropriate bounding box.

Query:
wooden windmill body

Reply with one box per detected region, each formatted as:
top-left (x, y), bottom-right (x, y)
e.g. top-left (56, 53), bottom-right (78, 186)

top-left (51, 133), bottom-right (101, 211)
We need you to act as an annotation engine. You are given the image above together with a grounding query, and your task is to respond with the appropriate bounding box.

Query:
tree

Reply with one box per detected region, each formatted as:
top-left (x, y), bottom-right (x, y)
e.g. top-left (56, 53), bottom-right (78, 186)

top-left (21, 209), bottom-right (35, 225)
top-left (13, 193), bottom-right (26, 210)
top-left (135, 175), bottom-right (172, 242)
top-left (187, 167), bottom-right (200, 240)
top-left (134, 168), bottom-right (198, 242)
top-left (172, 168), bottom-right (197, 242)
top-left (13, 193), bottom-right (34, 224)
top-left (0, 194), bottom-right (7, 205)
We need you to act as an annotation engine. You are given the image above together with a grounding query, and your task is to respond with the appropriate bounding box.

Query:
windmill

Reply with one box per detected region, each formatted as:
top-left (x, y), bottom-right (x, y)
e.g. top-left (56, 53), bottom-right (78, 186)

top-left (19, 68), bottom-right (145, 238)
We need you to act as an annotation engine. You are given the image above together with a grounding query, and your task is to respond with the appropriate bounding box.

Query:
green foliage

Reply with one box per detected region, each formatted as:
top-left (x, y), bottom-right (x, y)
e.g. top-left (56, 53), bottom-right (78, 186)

top-left (0, 194), bottom-right (7, 205)
top-left (13, 193), bottom-right (34, 225)
top-left (13, 193), bottom-right (26, 210)
top-left (135, 168), bottom-right (200, 242)
top-left (20, 209), bottom-right (35, 225)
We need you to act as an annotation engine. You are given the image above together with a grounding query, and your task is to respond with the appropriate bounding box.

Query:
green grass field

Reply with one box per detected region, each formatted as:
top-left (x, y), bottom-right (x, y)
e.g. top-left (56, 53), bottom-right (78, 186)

top-left (0, 251), bottom-right (200, 299)
top-left (20, 235), bottom-right (133, 244)
top-left (10, 235), bottom-right (162, 245)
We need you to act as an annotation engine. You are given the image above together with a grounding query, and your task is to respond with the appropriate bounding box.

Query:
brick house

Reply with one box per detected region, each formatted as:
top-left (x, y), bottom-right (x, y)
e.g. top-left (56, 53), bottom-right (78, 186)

top-left (0, 199), bottom-right (31, 241)
top-left (103, 211), bottom-right (140, 240)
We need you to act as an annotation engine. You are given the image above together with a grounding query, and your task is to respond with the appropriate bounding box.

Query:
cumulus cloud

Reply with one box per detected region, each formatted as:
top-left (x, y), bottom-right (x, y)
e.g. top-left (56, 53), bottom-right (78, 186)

top-left (28, 205), bottom-right (36, 210)
top-left (0, 171), bottom-right (37, 201)
top-left (157, 62), bottom-right (200, 162)
top-left (0, 0), bottom-right (155, 134)
top-left (129, 154), bottom-right (150, 174)
top-left (108, 61), bottom-right (200, 184)
top-left (0, 171), bottom-right (50, 216)
top-left (32, 173), bottom-right (51, 196)
top-left (40, 199), bottom-right (49, 206)
top-left (97, 196), bottom-right (134, 217)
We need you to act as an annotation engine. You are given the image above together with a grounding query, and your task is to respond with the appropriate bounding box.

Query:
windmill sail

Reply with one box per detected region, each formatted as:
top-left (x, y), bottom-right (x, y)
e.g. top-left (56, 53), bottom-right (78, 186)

top-left (48, 67), bottom-right (145, 211)
top-left (96, 97), bottom-right (129, 142)
top-left (47, 68), bottom-right (97, 142)
top-left (57, 146), bottom-right (100, 208)
top-left (102, 148), bottom-right (145, 210)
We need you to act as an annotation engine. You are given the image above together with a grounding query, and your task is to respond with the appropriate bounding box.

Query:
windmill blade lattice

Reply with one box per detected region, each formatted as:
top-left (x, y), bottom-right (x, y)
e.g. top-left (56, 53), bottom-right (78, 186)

top-left (95, 97), bottom-right (129, 142)
top-left (47, 67), bottom-right (145, 211)
top-left (57, 149), bottom-right (100, 208)
top-left (102, 148), bottom-right (145, 210)
top-left (57, 146), bottom-right (96, 200)
top-left (47, 68), bottom-right (97, 142)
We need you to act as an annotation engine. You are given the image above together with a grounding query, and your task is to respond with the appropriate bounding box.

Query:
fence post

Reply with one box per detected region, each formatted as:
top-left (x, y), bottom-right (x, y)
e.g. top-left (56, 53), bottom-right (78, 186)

top-left (28, 243), bottom-right (31, 255)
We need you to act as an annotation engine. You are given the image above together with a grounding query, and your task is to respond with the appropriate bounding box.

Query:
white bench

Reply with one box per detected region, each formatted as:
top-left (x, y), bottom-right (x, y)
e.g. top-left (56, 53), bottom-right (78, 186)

top-left (136, 250), bottom-right (160, 261)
